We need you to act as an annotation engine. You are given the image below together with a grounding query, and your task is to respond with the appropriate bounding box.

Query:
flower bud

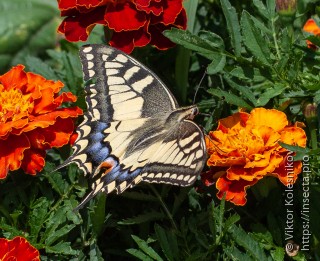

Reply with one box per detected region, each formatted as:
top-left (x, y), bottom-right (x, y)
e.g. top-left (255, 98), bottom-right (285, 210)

top-left (303, 102), bottom-right (317, 120)
top-left (276, 0), bottom-right (297, 16)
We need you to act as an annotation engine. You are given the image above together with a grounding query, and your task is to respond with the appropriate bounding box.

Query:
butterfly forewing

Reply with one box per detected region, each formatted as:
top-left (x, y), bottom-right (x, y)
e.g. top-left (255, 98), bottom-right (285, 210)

top-left (62, 44), bottom-right (207, 208)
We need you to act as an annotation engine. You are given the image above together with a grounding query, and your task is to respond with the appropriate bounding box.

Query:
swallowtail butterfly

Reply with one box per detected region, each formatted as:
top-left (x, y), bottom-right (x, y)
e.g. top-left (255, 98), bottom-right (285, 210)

top-left (61, 44), bottom-right (207, 209)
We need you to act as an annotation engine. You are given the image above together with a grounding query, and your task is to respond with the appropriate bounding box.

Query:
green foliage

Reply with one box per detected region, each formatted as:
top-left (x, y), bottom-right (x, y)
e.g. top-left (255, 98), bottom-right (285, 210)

top-left (1, 0), bottom-right (320, 260)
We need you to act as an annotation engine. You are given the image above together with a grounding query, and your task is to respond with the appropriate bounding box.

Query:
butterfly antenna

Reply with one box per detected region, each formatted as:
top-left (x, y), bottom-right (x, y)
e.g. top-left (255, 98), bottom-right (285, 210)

top-left (193, 70), bottom-right (207, 105)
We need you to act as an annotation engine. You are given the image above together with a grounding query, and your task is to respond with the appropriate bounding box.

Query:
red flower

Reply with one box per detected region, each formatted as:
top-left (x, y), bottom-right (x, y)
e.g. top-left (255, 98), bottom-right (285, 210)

top-left (0, 236), bottom-right (40, 261)
top-left (57, 0), bottom-right (187, 53)
top-left (0, 65), bottom-right (83, 178)
top-left (202, 108), bottom-right (307, 206)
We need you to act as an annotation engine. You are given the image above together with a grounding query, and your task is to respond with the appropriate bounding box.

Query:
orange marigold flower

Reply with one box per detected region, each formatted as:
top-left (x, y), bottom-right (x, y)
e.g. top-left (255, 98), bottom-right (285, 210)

top-left (0, 65), bottom-right (83, 179)
top-left (201, 108), bottom-right (307, 206)
top-left (0, 236), bottom-right (40, 261)
top-left (57, 0), bottom-right (187, 53)
top-left (302, 18), bottom-right (320, 49)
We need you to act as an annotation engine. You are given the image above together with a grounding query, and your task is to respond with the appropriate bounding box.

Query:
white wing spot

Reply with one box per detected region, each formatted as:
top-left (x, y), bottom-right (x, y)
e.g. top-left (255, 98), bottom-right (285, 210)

top-left (88, 61), bottom-right (94, 69)
top-left (86, 54), bottom-right (94, 60)
top-left (155, 173), bottom-right (162, 178)
top-left (131, 75), bottom-right (153, 92)
top-left (115, 54), bottom-right (128, 63)
top-left (183, 175), bottom-right (191, 181)
top-left (108, 76), bottom-right (125, 85)
top-left (105, 62), bottom-right (123, 68)
top-left (124, 66), bottom-right (140, 81)
top-left (106, 69), bottom-right (119, 76)
top-left (89, 70), bottom-right (95, 77)
top-left (83, 46), bottom-right (92, 53)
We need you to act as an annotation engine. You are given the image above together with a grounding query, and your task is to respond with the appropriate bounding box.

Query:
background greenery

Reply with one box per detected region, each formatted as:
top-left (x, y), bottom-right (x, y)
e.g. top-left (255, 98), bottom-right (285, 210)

top-left (0, 0), bottom-right (320, 260)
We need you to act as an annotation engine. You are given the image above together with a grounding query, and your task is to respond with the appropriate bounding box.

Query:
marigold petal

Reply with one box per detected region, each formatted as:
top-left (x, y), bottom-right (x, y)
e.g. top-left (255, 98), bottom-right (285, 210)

top-left (110, 26), bottom-right (151, 53)
top-left (0, 237), bottom-right (40, 261)
top-left (105, 2), bottom-right (146, 32)
top-left (246, 108), bottom-right (288, 132)
top-left (135, 0), bottom-right (163, 16)
top-left (21, 149), bottom-right (46, 175)
top-left (216, 175), bottom-right (259, 206)
top-left (151, 0), bottom-right (182, 25)
top-left (271, 155), bottom-right (302, 185)
top-left (58, 7), bottom-right (106, 42)
top-left (217, 112), bottom-right (249, 132)
top-left (0, 65), bottom-right (27, 91)
top-left (280, 126), bottom-right (307, 148)
top-left (0, 119), bottom-right (29, 138)
top-left (17, 107), bottom-right (83, 134)
top-left (0, 134), bottom-right (30, 179)
top-left (303, 18), bottom-right (320, 35)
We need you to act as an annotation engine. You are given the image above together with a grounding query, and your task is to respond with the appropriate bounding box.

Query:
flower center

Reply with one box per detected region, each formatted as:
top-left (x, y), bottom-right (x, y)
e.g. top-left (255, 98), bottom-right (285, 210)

top-left (0, 87), bottom-right (32, 123)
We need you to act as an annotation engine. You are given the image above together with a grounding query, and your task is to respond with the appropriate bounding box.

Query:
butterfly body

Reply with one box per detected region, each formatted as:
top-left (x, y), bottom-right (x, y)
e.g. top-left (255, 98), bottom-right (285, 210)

top-left (61, 44), bottom-right (207, 209)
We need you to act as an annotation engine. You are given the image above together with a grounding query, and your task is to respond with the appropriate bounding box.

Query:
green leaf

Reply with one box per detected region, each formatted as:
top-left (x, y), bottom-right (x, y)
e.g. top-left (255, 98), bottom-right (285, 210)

top-left (154, 224), bottom-right (179, 261)
top-left (224, 246), bottom-right (255, 261)
top-left (0, 0), bottom-right (59, 71)
top-left (91, 193), bottom-right (107, 236)
top-left (127, 249), bottom-right (154, 261)
top-left (207, 54), bottom-right (226, 74)
top-left (89, 240), bottom-right (104, 261)
top-left (270, 247), bottom-right (285, 260)
top-left (255, 84), bottom-right (287, 106)
top-left (252, 0), bottom-right (269, 19)
top-left (228, 225), bottom-right (269, 261)
top-left (45, 224), bottom-right (76, 246)
top-left (44, 171), bottom-right (69, 196)
top-left (240, 11), bottom-right (271, 65)
top-left (224, 76), bottom-right (256, 106)
top-left (28, 197), bottom-right (50, 238)
top-left (131, 235), bottom-right (164, 261)
top-left (207, 88), bottom-right (253, 109)
top-left (164, 29), bottom-right (224, 58)
top-left (25, 56), bottom-right (59, 80)
top-left (46, 241), bottom-right (78, 255)
top-left (220, 0), bottom-right (242, 57)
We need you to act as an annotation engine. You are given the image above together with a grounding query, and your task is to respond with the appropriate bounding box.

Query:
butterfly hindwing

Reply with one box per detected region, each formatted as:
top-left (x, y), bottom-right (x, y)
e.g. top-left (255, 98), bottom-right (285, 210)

top-left (141, 120), bottom-right (206, 186)
top-left (61, 44), bottom-right (207, 209)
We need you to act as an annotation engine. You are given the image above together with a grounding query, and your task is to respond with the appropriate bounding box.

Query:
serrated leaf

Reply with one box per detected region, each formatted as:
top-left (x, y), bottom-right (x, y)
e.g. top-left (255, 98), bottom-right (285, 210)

top-left (220, 0), bottom-right (242, 57)
top-left (241, 11), bottom-right (271, 66)
top-left (271, 247), bottom-right (285, 261)
top-left (207, 54), bottom-right (226, 74)
top-left (127, 249), bottom-right (153, 261)
top-left (46, 241), bottom-right (78, 255)
top-left (45, 224), bottom-right (76, 246)
top-left (252, 0), bottom-right (269, 19)
top-left (131, 235), bottom-right (164, 261)
top-left (229, 225), bottom-right (269, 261)
top-left (44, 171), bottom-right (69, 196)
top-left (255, 84), bottom-right (286, 106)
top-left (207, 88), bottom-right (253, 109)
top-left (25, 56), bottom-right (59, 80)
top-left (164, 28), bottom-right (224, 58)
top-left (91, 193), bottom-right (106, 236)
top-left (89, 240), bottom-right (104, 261)
top-left (224, 76), bottom-right (256, 106)
top-left (155, 224), bottom-right (178, 261)
top-left (224, 246), bottom-right (255, 261)
top-left (28, 197), bottom-right (50, 238)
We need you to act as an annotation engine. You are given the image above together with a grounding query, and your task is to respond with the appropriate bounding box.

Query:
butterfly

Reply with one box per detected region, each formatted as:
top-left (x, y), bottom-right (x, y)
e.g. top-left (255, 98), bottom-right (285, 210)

top-left (61, 44), bottom-right (207, 209)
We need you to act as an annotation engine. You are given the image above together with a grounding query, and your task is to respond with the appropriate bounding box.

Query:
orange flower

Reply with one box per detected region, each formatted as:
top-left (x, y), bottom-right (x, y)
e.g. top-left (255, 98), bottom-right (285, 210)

top-left (303, 18), bottom-right (320, 49)
top-left (202, 108), bottom-right (307, 206)
top-left (0, 236), bottom-right (40, 261)
top-left (0, 65), bottom-right (83, 178)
